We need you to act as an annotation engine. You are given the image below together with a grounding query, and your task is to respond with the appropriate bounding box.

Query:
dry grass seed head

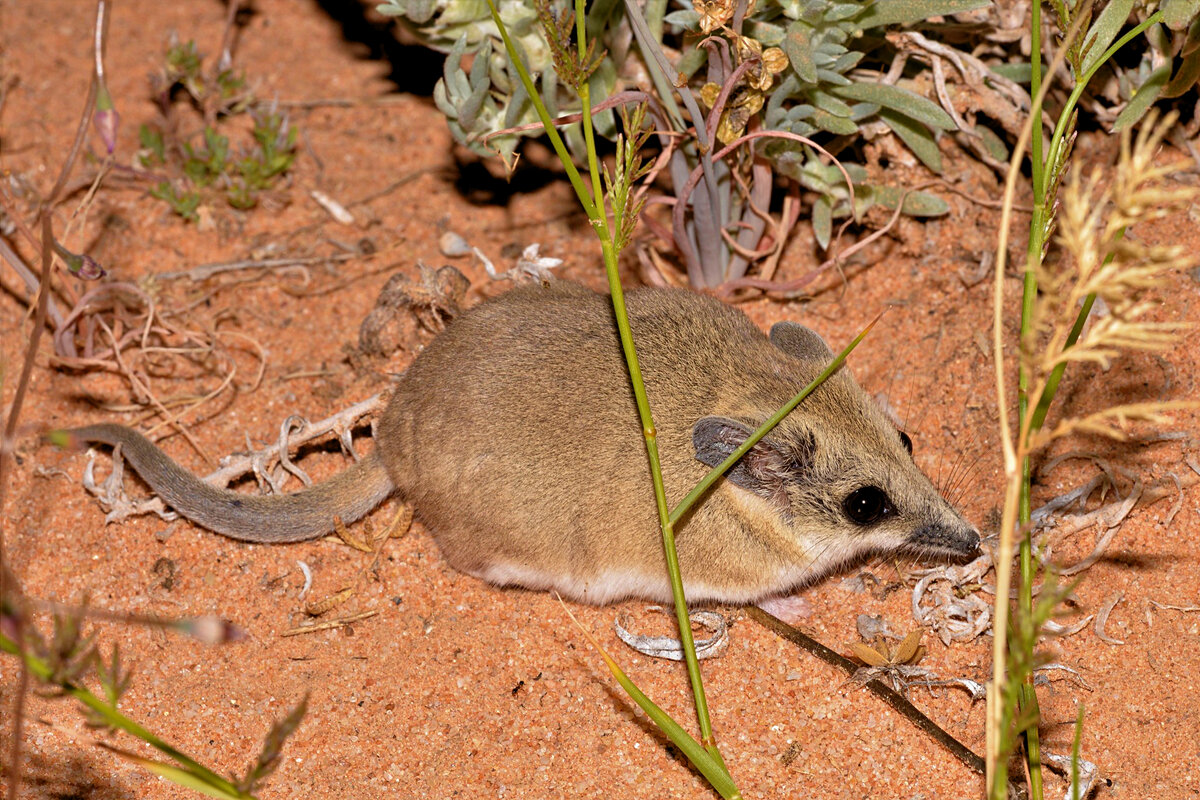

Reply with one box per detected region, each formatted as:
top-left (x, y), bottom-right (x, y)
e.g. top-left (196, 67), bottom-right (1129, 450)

top-left (1026, 112), bottom-right (1199, 450)
top-left (1040, 115), bottom-right (1196, 372)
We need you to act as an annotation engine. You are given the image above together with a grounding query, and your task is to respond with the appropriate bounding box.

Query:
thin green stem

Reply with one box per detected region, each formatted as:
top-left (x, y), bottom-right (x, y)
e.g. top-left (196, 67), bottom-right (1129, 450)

top-left (1070, 704), bottom-right (1086, 800)
top-left (484, 0), bottom-right (598, 220)
top-left (1022, 682), bottom-right (1045, 800)
top-left (485, 0), bottom-right (733, 781)
top-left (1013, 10), bottom-right (1153, 800)
top-left (1017, 176), bottom-right (1043, 800)
top-left (604, 200), bottom-right (725, 759)
top-left (1015, 0), bottom-right (1045, 786)
top-left (1043, 12), bottom-right (1163, 181)
top-left (1029, 294), bottom-right (1096, 432)
top-left (601, 228), bottom-right (725, 767)
top-left (575, 0), bottom-right (605, 228)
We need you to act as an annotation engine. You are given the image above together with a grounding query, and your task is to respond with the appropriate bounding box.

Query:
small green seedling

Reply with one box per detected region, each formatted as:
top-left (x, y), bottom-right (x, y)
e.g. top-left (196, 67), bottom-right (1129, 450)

top-left (140, 40), bottom-right (298, 220)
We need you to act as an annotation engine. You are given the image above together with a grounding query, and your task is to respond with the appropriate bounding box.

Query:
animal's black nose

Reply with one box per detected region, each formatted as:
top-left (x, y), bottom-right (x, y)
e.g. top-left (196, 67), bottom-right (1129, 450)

top-left (909, 522), bottom-right (981, 557)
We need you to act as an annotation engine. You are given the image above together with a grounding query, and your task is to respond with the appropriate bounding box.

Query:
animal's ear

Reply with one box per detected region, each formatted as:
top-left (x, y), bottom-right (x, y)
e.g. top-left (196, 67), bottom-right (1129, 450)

top-left (692, 416), bottom-right (797, 500)
top-left (769, 322), bottom-right (833, 361)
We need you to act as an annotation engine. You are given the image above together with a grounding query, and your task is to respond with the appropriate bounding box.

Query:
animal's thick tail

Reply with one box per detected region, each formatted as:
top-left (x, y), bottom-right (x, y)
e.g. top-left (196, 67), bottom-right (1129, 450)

top-left (68, 423), bottom-right (395, 543)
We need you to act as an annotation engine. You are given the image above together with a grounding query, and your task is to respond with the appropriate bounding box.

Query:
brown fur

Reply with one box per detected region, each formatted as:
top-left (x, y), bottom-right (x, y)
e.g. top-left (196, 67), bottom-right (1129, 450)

top-left (68, 281), bottom-right (978, 604)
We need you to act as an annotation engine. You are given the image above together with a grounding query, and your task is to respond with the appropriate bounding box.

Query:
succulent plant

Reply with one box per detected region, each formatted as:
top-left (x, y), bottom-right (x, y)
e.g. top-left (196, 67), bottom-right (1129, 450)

top-left (377, 0), bottom-right (1190, 290)
top-left (380, 0), bottom-right (623, 163)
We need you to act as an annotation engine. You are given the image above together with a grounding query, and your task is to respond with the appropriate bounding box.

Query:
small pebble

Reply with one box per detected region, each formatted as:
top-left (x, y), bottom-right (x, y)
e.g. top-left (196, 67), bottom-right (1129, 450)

top-left (439, 231), bottom-right (472, 257)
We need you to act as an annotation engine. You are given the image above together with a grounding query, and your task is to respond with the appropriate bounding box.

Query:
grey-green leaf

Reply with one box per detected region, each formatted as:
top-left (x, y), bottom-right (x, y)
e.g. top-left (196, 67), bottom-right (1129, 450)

top-left (850, 102), bottom-right (881, 121)
top-left (786, 104), bottom-right (815, 122)
top-left (1081, 0), bottom-right (1134, 75)
top-left (812, 108), bottom-right (859, 135)
top-left (663, 9), bottom-right (700, 29)
top-left (432, 79), bottom-right (457, 120)
top-left (677, 47), bottom-right (709, 79)
top-left (815, 68), bottom-right (853, 86)
top-left (458, 82), bottom-right (489, 131)
top-left (812, 89), bottom-right (854, 118)
top-left (406, 0), bottom-right (437, 24)
top-left (855, 0), bottom-right (990, 29)
top-left (832, 82), bottom-right (956, 130)
top-left (974, 123), bottom-right (1009, 162)
top-left (865, 185), bottom-right (950, 216)
top-left (1165, 47), bottom-right (1200, 97)
top-left (989, 61), bottom-right (1037, 83)
top-left (785, 24), bottom-right (818, 83)
top-left (1163, 0), bottom-right (1200, 31)
top-left (1112, 63), bottom-right (1171, 131)
top-left (745, 20), bottom-right (786, 46)
top-left (833, 51), bottom-right (866, 73)
top-left (827, 3), bottom-right (864, 22)
top-left (812, 195), bottom-right (833, 250)
top-left (878, 107), bottom-right (943, 172)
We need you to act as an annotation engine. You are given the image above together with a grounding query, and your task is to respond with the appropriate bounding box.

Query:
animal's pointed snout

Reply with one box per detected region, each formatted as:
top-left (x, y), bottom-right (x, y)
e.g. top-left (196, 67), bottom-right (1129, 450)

top-left (909, 521), bottom-right (981, 558)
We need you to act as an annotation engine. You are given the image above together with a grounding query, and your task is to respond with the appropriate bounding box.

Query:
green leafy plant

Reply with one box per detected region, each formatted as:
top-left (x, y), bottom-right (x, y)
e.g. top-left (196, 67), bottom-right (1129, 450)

top-left (139, 40), bottom-right (297, 220)
top-left (379, 0), bottom-right (979, 287)
top-left (385, 0), bottom-right (974, 288)
top-left (149, 180), bottom-right (202, 221)
top-left (0, 577), bottom-right (305, 799)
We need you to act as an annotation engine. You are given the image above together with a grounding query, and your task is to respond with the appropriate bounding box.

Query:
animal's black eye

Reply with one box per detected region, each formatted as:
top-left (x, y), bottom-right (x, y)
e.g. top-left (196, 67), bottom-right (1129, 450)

top-left (843, 486), bottom-right (891, 525)
top-left (899, 431), bottom-right (913, 454)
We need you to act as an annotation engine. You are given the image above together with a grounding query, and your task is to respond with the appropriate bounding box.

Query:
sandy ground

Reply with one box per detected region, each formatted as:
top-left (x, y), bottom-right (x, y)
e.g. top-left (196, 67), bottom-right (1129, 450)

top-left (2, 1), bottom-right (1199, 798)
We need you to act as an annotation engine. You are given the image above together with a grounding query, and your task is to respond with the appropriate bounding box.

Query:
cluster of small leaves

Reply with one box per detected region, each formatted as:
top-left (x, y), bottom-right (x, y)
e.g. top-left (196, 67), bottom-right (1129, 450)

top-left (3, 603), bottom-right (133, 727)
top-left (87, 642), bottom-right (135, 727)
top-left (535, 0), bottom-right (604, 89)
top-left (157, 39), bottom-right (251, 116)
top-left (0, 594), bottom-right (306, 799)
top-left (789, 152), bottom-right (948, 250)
top-left (140, 41), bottom-right (297, 221)
top-left (39, 609), bottom-right (103, 692)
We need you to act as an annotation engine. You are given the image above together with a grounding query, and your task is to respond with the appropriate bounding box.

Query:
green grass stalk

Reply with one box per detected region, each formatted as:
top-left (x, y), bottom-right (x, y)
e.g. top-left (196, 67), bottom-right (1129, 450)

top-left (482, 2), bottom-right (877, 790)
top-left (483, 0), bottom-right (732, 778)
top-left (1016, 5), bottom-right (1045, 795)
top-left (574, 0), bottom-right (605, 218)
top-left (987, 7), bottom-right (1086, 791)
top-left (1042, 12), bottom-right (1164, 180)
top-left (999, 6), bottom-right (1166, 796)
top-left (568, 0), bottom-right (726, 762)
top-left (559, 601), bottom-right (740, 798)
top-left (1070, 704), bottom-right (1085, 800)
